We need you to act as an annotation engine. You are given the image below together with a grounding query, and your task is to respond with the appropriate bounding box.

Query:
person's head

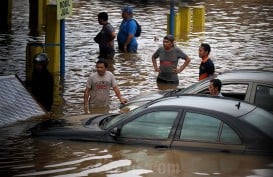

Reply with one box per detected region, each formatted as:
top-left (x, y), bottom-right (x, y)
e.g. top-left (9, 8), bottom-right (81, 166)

top-left (199, 43), bottom-right (211, 59)
top-left (209, 79), bottom-right (222, 96)
top-left (163, 35), bottom-right (175, 50)
top-left (33, 52), bottom-right (49, 72)
top-left (98, 12), bottom-right (108, 25)
top-left (96, 59), bottom-right (108, 76)
top-left (121, 6), bottom-right (133, 19)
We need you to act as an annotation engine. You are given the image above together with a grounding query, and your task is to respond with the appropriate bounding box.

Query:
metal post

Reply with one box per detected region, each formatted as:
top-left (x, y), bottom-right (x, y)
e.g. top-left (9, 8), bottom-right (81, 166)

top-left (170, 0), bottom-right (175, 35)
top-left (60, 19), bottom-right (65, 78)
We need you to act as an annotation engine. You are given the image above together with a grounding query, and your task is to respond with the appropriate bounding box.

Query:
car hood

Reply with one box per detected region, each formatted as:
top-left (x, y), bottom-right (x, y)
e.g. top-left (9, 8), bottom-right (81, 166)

top-left (29, 113), bottom-right (119, 141)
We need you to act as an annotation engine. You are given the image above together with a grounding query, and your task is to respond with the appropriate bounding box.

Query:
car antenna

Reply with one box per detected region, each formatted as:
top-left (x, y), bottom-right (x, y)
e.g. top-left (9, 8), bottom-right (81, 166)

top-left (235, 101), bottom-right (241, 109)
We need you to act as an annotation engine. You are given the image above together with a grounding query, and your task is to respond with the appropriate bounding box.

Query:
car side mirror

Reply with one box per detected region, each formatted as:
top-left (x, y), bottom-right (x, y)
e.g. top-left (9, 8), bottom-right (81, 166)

top-left (110, 127), bottom-right (120, 140)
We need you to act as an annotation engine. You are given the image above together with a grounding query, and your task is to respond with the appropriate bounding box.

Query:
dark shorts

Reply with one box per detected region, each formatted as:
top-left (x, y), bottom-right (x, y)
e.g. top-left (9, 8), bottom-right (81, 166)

top-left (157, 78), bottom-right (179, 84)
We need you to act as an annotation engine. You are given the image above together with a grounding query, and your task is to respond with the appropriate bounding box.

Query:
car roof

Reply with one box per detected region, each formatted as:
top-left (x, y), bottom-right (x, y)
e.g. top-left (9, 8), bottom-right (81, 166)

top-left (147, 95), bottom-right (256, 117)
top-left (216, 69), bottom-right (273, 84)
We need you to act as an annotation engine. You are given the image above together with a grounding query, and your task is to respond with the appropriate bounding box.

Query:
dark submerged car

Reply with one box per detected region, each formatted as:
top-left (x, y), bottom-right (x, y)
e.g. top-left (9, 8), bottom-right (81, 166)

top-left (121, 69), bottom-right (273, 113)
top-left (30, 95), bottom-right (273, 155)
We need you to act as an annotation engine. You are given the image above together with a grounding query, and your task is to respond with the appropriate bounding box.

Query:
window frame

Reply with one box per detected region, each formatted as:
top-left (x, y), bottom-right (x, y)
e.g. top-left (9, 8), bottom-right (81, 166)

top-left (171, 108), bottom-right (246, 153)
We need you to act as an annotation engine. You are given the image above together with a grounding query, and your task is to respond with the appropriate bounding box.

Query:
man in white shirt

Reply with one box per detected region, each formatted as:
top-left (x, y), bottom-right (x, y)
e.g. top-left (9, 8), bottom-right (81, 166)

top-left (84, 60), bottom-right (127, 113)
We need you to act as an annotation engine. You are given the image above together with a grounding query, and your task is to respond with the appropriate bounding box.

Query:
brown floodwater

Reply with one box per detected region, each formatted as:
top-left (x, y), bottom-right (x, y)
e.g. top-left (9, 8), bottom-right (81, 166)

top-left (0, 0), bottom-right (273, 176)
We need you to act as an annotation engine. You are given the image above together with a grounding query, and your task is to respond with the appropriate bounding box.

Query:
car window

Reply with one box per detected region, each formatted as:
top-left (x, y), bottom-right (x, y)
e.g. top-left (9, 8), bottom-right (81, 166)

top-left (221, 84), bottom-right (248, 100)
top-left (221, 123), bottom-right (241, 144)
top-left (254, 85), bottom-right (273, 112)
top-left (180, 112), bottom-right (242, 144)
top-left (183, 81), bottom-right (249, 101)
top-left (180, 112), bottom-right (220, 141)
top-left (120, 111), bottom-right (178, 139)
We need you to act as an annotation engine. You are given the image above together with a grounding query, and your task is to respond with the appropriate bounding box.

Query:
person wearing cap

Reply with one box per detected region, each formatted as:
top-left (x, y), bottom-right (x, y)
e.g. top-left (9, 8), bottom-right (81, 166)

top-left (94, 12), bottom-right (116, 59)
top-left (31, 52), bottom-right (54, 112)
top-left (117, 6), bottom-right (138, 53)
top-left (198, 43), bottom-right (215, 80)
top-left (152, 35), bottom-right (191, 84)
top-left (84, 59), bottom-right (128, 114)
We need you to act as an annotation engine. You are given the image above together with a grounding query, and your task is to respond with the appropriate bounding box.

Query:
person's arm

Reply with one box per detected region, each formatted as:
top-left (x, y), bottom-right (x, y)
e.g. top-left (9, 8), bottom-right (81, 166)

top-left (176, 56), bottom-right (191, 73)
top-left (107, 31), bottom-right (116, 47)
top-left (207, 60), bottom-right (215, 76)
top-left (152, 53), bottom-right (160, 72)
top-left (113, 86), bottom-right (128, 104)
top-left (123, 34), bottom-right (134, 52)
top-left (84, 87), bottom-right (91, 113)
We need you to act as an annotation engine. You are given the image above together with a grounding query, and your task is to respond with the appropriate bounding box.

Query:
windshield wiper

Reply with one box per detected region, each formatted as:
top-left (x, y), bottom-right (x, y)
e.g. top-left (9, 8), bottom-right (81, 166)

top-left (165, 88), bottom-right (183, 96)
top-left (99, 115), bottom-right (117, 130)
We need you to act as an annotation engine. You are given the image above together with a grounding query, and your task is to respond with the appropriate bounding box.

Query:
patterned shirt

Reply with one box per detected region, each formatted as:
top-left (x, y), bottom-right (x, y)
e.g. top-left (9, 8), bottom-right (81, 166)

top-left (86, 71), bottom-right (117, 106)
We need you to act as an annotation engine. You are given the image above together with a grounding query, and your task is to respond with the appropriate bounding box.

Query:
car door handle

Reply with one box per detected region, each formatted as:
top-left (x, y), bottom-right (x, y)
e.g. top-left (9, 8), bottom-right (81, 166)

top-left (220, 149), bottom-right (231, 153)
top-left (154, 145), bottom-right (168, 149)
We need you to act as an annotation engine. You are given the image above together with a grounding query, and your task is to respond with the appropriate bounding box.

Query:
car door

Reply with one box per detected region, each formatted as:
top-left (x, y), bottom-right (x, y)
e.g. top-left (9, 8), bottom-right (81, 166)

top-left (115, 108), bottom-right (181, 148)
top-left (171, 110), bottom-right (246, 153)
top-left (249, 83), bottom-right (273, 113)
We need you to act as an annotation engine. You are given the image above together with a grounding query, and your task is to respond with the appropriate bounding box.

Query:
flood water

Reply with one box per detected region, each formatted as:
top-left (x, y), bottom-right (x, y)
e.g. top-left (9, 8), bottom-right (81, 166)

top-left (1, 0), bottom-right (273, 176)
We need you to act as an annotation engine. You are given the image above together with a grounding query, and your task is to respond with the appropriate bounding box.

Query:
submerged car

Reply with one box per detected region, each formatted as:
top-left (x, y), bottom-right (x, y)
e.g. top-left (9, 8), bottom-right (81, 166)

top-left (29, 95), bottom-right (273, 155)
top-left (121, 69), bottom-right (273, 113)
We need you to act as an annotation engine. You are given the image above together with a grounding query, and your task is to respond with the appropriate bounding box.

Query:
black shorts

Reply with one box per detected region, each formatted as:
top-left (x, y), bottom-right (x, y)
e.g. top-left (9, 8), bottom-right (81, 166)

top-left (156, 78), bottom-right (179, 84)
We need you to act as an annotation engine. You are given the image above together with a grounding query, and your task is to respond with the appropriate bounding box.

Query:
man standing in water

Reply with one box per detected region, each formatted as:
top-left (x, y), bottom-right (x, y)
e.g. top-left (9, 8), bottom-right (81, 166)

top-left (84, 60), bottom-right (128, 114)
top-left (117, 6), bottom-right (138, 53)
top-left (152, 35), bottom-right (191, 84)
top-left (31, 53), bottom-right (54, 113)
top-left (198, 43), bottom-right (215, 80)
top-left (94, 12), bottom-right (116, 59)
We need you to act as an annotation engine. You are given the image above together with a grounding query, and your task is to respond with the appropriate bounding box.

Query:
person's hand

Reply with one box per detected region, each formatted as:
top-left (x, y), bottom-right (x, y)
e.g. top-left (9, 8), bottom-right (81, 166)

top-left (154, 67), bottom-right (160, 72)
top-left (120, 98), bottom-right (128, 105)
top-left (84, 106), bottom-right (90, 114)
top-left (123, 45), bottom-right (127, 53)
top-left (174, 68), bottom-right (183, 73)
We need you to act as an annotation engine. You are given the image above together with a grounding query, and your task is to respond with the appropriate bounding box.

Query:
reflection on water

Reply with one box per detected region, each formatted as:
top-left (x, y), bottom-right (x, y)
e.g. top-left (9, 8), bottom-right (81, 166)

top-left (1, 0), bottom-right (273, 176)
top-left (1, 135), bottom-right (272, 177)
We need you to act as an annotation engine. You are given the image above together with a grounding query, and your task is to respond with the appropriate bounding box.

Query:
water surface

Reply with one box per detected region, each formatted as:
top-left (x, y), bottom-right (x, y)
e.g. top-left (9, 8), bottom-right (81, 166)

top-left (0, 0), bottom-right (273, 176)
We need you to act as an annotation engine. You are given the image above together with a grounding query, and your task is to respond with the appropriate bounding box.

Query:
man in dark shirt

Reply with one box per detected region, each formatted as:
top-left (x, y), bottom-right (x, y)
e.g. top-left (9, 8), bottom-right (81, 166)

top-left (198, 43), bottom-right (215, 80)
top-left (94, 12), bottom-right (116, 59)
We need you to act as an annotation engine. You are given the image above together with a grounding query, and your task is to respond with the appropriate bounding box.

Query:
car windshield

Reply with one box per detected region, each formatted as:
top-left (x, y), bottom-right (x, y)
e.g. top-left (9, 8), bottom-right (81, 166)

top-left (240, 107), bottom-right (273, 139)
top-left (178, 79), bottom-right (210, 94)
top-left (104, 106), bottom-right (146, 129)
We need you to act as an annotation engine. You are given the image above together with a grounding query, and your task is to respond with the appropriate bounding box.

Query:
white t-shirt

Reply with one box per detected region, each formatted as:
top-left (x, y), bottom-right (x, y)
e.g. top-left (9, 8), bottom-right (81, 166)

top-left (86, 71), bottom-right (117, 107)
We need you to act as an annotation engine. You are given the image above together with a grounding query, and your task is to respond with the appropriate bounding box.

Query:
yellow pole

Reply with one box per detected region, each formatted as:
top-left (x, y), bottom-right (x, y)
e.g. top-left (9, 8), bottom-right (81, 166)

top-left (178, 6), bottom-right (191, 36)
top-left (174, 13), bottom-right (181, 38)
top-left (37, 0), bottom-right (43, 34)
top-left (45, 4), bottom-right (60, 74)
top-left (41, 0), bottom-right (49, 31)
top-left (167, 14), bottom-right (170, 35)
top-left (28, 0), bottom-right (49, 35)
top-left (37, 0), bottom-right (49, 33)
top-left (192, 5), bottom-right (205, 32)
top-left (45, 4), bottom-right (61, 112)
